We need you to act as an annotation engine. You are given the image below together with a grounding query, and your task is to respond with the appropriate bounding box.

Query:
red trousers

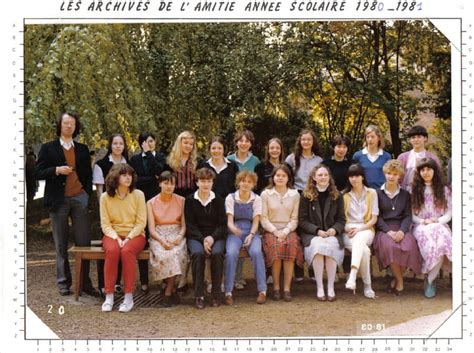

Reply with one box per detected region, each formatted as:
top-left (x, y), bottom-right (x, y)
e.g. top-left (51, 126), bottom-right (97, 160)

top-left (102, 235), bottom-right (146, 294)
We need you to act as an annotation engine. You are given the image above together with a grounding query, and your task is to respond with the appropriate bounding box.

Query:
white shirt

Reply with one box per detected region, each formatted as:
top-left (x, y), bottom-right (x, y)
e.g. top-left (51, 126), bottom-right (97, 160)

top-left (207, 158), bottom-right (230, 174)
top-left (346, 186), bottom-right (379, 223)
top-left (362, 147), bottom-right (384, 163)
top-left (225, 190), bottom-right (262, 217)
top-left (380, 183), bottom-right (401, 199)
top-left (60, 138), bottom-right (75, 151)
top-left (141, 151), bottom-right (157, 157)
top-left (93, 155), bottom-right (128, 185)
top-left (194, 190), bottom-right (216, 207)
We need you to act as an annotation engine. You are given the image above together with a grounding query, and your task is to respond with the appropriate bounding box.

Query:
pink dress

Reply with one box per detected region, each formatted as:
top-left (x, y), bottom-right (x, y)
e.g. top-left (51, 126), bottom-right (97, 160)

top-left (148, 194), bottom-right (189, 281)
top-left (412, 186), bottom-right (452, 274)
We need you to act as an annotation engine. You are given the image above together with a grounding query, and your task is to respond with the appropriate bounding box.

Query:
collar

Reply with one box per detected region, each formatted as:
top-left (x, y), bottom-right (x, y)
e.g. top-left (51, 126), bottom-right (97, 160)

top-left (316, 185), bottom-right (329, 193)
top-left (349, 186), bottom-right (368, 201)
top-left (194, 190), bottom-right (216, 207)
top-left (410, 149), bottom-right (426, 157)
top-left (60, 138), bottom-right (75, 150)
top-left (235, 152), bottom-right (253, 165)
top-left (207, 157), bottom-right (230, 173)
top-left (301, 153), bottom-right (316, 160)
top-left (362, 148), bottom-right (383, 156)
top-left (267, 187), bottom-right (298, 199)
top-left (142, 151), bottom-right (156, 157)
top-left (381, 183), bottom-right (400, 198)
top-left (108, 155), bottom-right (127, 164)
top-left (234, 190), bottom-right (257, 204)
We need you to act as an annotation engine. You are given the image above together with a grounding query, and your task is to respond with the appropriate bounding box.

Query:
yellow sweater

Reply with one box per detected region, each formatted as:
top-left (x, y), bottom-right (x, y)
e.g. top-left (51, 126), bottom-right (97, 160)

top-left (100, 189), bottom-right (146, 239)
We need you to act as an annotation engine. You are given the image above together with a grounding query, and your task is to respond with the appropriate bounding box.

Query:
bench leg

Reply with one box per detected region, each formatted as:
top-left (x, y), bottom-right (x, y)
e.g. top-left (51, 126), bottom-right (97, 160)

top-left (74, 253), bottom-right (83, 301)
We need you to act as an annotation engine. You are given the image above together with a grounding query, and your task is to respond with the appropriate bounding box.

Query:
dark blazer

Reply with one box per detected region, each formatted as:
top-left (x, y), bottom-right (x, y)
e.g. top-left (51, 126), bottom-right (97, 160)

top-left (129, 151), bottom-right (168, 201)
top-left (35, 139), bottom-right (92, 211)
top-left (298, 192), bottom-right (346, 248)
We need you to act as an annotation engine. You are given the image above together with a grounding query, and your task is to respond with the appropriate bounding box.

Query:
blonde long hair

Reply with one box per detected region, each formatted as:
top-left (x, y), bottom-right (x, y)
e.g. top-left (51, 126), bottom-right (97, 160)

top-left (303, 165), bottom-right (339, 202)
top-left (167, 131), bottom-right (197, 172)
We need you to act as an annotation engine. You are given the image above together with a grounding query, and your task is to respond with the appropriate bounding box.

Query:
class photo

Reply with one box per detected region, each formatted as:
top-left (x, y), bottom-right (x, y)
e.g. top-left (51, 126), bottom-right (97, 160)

top-left (24, 20), bottom-right (453, 339)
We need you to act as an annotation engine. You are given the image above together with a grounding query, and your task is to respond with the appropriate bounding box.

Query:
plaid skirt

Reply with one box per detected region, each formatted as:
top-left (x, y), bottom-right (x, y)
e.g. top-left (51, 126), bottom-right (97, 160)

top-left (262, 231), bottom-right (304, 268)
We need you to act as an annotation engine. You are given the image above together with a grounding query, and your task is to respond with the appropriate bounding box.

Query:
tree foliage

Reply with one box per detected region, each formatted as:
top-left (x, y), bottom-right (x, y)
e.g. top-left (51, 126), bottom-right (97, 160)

top-left (25, 21), bottom-right (451, 161)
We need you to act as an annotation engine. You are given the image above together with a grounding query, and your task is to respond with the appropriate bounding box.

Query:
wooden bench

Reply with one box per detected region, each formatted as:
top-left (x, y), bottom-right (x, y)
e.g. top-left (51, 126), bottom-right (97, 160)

top-left (69, 241), bottom-right (249, 301)
top-left (68, 244), bottom-right (150, 301)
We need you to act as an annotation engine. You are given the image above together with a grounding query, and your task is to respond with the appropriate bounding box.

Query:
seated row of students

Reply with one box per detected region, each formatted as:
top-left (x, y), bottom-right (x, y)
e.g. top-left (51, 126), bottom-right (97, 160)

top-left (99, 154), bottom-right (452, 312)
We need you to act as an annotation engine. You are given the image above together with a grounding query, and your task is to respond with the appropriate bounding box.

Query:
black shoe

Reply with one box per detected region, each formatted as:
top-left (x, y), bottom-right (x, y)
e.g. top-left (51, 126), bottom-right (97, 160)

top-left (211, 295), bottom-right (221, 307)
top-left (195, 297), bottom-right (205, 309)
top-left (161, 295), bottom-right (172, 308)
top-left (82, 285), bottom-right (100, 297)
top-left (59, 288), bottom-right (71, 296)
top-left (171, 291), bottom-right (180, 305)
top-left (140, 285), bottom-right (150, 295)
top-left (177, 284), bottom-right (188, 293)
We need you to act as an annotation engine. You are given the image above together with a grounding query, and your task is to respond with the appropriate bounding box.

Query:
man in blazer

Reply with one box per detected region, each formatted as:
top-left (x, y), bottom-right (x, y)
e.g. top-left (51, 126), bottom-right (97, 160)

top-left (35, 112), bottom-right (98, 297)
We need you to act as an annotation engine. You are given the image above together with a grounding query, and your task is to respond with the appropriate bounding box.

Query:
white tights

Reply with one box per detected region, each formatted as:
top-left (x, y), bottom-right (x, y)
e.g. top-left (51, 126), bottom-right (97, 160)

top-left (312, 255), bottom-right (338, 297)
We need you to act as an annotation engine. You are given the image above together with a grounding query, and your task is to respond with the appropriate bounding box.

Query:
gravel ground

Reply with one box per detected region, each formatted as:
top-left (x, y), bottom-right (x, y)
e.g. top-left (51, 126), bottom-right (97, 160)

top-left (26, 228), bottom-right (453, 339)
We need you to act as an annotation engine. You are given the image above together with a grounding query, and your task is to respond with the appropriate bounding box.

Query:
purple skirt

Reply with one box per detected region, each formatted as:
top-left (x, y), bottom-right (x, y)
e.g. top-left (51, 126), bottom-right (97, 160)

top-left (373, 224), bottom-right (423, 275)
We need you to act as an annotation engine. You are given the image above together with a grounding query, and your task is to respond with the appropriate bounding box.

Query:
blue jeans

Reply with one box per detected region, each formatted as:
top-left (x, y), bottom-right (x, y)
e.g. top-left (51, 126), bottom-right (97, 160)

top-left (224, 234), bottom-right (267, 293)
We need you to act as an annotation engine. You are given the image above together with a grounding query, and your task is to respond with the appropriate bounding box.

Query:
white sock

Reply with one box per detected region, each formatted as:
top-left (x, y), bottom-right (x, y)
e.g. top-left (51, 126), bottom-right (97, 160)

top-left (124, 293), bottom-right (133, 306)
top-left (105, 293), bottom-right (114, 305)
top-left (313, 255), bottom-right (325, 297)
top-left (325, 258), bottom-right (337, 297)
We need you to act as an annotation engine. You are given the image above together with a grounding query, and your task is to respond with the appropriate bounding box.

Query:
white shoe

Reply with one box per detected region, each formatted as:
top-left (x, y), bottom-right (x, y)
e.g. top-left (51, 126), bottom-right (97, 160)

top-left (118, 301), bottom-right (134, 312)
top-left (267, 275), bottom-right (273, 284)
top-left (363, 287), bottom-right (375, 299)
top-left (234, 282), bottom-right (244, 290)
top-left (206, 282), bottom-right (212, 294)
top-left (101, 302), bottom-right (113, 312)
top-left (345, 278), bottom-right (356, 293)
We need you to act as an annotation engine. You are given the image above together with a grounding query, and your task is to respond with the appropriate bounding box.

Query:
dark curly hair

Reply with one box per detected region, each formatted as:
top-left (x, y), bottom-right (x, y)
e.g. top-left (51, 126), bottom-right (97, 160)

top-left (411, 157), bottom-right (447, 214)
top-left (105, 163), bottom-right (137, 197)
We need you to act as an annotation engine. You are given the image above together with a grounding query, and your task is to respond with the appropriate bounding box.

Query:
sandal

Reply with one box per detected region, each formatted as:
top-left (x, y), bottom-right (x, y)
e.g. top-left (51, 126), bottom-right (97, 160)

top-left (386, 278), bottom-right (396, 294)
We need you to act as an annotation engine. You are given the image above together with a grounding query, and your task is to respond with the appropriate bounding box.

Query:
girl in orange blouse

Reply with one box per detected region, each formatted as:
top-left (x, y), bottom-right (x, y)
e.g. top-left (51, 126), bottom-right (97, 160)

top-left (147, 171), bottom-right (188, 307)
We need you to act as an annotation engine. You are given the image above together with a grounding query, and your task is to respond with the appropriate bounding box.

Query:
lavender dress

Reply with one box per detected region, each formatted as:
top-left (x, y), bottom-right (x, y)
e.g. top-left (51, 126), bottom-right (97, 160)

top-left (412, 186), bottom-right (452, 274)
top-left (373, 188), bottom-right (422, 274)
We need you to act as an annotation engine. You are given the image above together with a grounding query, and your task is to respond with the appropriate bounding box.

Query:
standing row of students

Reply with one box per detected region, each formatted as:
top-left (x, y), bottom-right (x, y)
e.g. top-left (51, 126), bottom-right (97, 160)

top-left (89, 122), bottom-right (451, 311)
